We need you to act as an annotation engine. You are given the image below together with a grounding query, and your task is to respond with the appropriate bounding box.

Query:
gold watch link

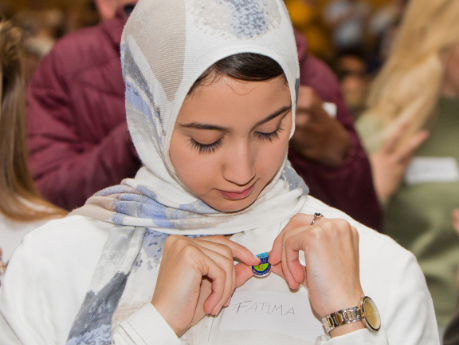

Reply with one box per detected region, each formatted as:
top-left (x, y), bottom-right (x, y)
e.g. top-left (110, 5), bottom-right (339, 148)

top-left (321, 294), bottom-right (381, 336)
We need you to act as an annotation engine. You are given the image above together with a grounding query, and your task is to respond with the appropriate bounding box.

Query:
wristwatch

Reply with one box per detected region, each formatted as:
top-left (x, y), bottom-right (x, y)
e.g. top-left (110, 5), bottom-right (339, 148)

top-left (321, 295), bottom-right (381, 335)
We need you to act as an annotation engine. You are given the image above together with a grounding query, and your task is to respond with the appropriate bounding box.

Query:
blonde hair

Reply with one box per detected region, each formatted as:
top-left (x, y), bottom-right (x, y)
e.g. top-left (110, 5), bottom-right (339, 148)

top-left (0, 20), bottom-right (66, 222)
top-left (365, 0), bottom-right (459, 148)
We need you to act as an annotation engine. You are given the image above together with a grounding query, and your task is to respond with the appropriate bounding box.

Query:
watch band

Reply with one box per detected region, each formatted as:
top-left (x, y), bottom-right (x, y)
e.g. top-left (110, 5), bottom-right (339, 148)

top-left (322, 305), bottom-right (363, 335)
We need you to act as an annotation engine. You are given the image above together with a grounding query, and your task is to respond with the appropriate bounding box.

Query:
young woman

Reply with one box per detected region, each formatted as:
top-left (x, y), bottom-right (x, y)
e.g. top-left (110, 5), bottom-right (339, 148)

top-left (0, 20), bottom-right (66, 266)
top-left (0, 1), bottom-right (437, 344)
top-left (357, 0), bottom-right (459, 328)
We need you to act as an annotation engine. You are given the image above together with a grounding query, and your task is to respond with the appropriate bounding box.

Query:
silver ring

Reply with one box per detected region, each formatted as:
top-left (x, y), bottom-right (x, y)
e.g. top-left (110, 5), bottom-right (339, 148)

top-left (311, 212), bottom-right (324, 225)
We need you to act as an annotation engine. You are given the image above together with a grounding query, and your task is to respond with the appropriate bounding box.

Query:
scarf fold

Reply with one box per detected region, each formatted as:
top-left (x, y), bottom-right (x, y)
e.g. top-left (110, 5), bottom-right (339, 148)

top-left (67, 0), bottom-right (307, 343)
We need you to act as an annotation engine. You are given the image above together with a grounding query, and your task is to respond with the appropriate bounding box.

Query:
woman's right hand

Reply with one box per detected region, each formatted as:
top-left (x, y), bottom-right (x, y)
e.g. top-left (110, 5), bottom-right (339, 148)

top-left (370, 123), bottom-right (429, 203)
top-left (151, 235), bottom-right (260, 337)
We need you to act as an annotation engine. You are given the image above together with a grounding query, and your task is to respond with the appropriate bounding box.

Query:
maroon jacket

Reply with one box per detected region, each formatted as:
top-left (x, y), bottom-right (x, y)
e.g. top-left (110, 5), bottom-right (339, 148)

top-left (27, 8), bottom-right (381, 230)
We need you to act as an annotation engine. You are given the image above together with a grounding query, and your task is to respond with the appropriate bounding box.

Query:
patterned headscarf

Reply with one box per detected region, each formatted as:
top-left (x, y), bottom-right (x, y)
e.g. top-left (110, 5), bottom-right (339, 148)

top-left (67, 0), bottom-right (308, 343)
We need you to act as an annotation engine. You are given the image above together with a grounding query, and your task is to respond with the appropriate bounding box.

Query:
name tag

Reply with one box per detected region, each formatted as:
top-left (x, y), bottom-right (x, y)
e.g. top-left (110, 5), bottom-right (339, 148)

top-left (405, 157), bottom-right (459, 185)
top-left (219, 290), bottom-right (323, 341)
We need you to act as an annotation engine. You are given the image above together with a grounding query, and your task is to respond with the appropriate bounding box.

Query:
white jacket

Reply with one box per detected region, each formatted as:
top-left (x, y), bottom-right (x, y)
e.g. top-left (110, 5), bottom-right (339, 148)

top-left (0, 196), bottom-right (439, 344)
top-left (0, 213), bottom-right (49, 262)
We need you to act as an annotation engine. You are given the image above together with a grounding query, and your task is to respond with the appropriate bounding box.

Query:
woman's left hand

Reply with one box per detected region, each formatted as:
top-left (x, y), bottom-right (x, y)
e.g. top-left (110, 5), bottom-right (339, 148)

top-left (269, 214), bottom-right (364, 336)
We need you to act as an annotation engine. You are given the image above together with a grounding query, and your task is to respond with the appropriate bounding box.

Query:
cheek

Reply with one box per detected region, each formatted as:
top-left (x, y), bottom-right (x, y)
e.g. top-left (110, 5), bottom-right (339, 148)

top-left (169, 134), bottom-right (217, 195)
top-left (257, 144), bottom-right (287, 181)
top-left (257, 121), bottom-right (292, 179)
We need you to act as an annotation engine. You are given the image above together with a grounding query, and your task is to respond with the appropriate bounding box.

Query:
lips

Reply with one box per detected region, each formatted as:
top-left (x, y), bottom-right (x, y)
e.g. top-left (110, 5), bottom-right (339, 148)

top-left (218, 183), bottom-right (255, 200)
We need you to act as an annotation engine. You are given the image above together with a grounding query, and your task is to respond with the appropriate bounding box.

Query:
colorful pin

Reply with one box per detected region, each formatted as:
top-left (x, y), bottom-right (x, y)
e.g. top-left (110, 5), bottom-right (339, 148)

top-left (252, 252), bottom-right (271, 278)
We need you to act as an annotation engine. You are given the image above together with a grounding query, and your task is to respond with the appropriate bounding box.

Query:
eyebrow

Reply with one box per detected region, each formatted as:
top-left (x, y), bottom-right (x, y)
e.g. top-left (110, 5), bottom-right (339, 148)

top-left (179, 104), bottom-right (292, 131)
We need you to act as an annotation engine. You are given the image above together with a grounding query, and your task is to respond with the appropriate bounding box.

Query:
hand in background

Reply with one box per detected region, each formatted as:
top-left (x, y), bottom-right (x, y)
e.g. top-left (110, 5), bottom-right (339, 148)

top-left (453, 209), bottom-right (459, 234)
top-left (290, 86), bottom-right (351, 166)
top-left (269, 214), bottom-right (364, 337)
top-left (370, 123), bottom-right (429, 203)
top-left (151, 235), bottom-right (259, 337)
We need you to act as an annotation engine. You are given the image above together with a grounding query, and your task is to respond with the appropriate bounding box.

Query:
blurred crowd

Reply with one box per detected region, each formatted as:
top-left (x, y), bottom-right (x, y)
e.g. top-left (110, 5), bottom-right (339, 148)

top-left (0, 0), bottom-right (459, 343)
top-left (286, 0), bottom-right (409, 119)
top-left (0, 0), bottom-right (408, 118)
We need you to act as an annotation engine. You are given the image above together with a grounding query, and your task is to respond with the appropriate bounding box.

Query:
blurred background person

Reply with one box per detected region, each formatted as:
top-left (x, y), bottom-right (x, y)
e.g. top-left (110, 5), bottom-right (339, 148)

top-left (26, 1), bottom-right (141, 211)
top-left (13, 10), bottom-right (66, 81)
top-left (95, 0), bottom-right (128, 20)
top-left (368, 0), bottom-right (404, 38)
top-left (0, 20), bottom-right (66, 267)
top-left (333, 51), bottom-right (369, 120)
top-left (367, 0), bottom-right (408, 72)
top-left (289, 41), bottom-right (381, 230)
top-left (322, 0), bottom-right (371, 54)
top-left (357, 0), bottom-right (459, 329)
top-left (25, 0), bottom-right (382, 230)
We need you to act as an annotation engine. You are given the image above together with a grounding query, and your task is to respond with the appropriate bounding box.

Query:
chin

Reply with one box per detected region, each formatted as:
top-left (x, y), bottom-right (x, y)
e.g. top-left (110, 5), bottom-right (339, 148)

top-left (208, 198), bottom-right (257, 214)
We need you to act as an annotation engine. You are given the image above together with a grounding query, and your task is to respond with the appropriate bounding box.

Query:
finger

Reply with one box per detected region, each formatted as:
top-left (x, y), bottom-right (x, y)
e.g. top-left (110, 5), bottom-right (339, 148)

top-left (198, 253), bottom-right (227, 315)
top-left (224, 266), bottom-right (237, 308)
top-left (281, 232), bottom-right (301, 289)
top-left (284, 231), bottom-right (309, 285)
top-left (270, 263), bottom-right (285, 279)
top-left (296, 86), bottom-right (314, 110)
top-left (198, 246), bottom-right (235, 315)
top-left (195, 240), bottom-right (246, 307)
top-left (268, 237), bottom-right (283, 265)
top-left (281, 219), bottom-right (333, 286)
top-left (452, 209), bottom-right (459, 235)
top-left (383, 121), bottom-right (410, 153)
top-left (396, 130), bottom-right (429, 163)
top-left (197, 236), bottom-right (259, 266)
top-left (295, 113), bottom-right (310, 127)
top-left (234, 263), bottom-right (254, 287)
top-left (269, 214), bottom-right (314, 265)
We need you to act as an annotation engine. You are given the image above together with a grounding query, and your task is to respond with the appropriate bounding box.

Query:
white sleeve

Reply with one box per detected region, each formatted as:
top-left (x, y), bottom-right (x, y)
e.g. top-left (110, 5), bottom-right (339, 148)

top-left (383, 254), bottom-right (440, 345)
top-left (114, 304), bottom-right (184, 345)
top-left (0, 239), bottom-right (53, 345)
top-left (315, 329), bottom-right (387, 345)
top-left (0, 236), bottom-right (184, 345)
top-left (315, 253), bottom-right (439, 345)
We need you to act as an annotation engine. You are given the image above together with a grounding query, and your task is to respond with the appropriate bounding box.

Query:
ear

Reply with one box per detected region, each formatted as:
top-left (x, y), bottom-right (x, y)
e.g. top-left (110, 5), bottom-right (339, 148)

top-left (94, 0), bottom-right (118, 21)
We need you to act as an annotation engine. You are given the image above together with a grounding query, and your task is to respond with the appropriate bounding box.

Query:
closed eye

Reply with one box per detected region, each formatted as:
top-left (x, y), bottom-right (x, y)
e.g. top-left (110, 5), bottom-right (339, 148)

top-left (255, 125), bottom-right (284, 141)
top-left (189, 138), bottom-right (223, 154)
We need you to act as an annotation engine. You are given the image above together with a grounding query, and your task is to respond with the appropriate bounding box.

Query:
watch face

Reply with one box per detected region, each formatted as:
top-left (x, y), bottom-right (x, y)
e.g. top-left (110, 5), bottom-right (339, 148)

top-left (362, 297), bottom-right (381, 331)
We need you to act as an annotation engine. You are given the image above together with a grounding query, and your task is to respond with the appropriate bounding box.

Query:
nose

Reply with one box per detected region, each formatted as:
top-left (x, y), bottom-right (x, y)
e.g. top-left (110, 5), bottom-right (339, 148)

top-left (222, 140), bottom-right (256, 186)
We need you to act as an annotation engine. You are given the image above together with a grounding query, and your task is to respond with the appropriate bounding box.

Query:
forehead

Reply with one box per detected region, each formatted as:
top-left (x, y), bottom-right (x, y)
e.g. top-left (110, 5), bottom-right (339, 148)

top-left (177, 75), bottom-right (291, 127)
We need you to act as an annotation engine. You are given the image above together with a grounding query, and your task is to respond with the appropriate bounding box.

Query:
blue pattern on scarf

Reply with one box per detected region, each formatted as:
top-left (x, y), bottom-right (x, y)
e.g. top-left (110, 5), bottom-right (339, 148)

top-left (66, 229), bottom-right (206, 345)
